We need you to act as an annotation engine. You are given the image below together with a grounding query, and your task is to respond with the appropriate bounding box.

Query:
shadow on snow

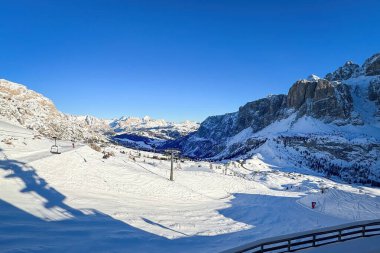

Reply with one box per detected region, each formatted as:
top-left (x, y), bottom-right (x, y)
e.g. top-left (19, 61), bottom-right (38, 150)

top-left (0, 151), bottom-right (356, 253)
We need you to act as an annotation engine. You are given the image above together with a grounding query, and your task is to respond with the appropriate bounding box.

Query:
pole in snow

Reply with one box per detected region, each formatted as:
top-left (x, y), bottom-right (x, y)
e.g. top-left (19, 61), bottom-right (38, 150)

top-left (165, 149), bottom-right (180, 181)
top-left (170, 152), bottom-right (174, 181)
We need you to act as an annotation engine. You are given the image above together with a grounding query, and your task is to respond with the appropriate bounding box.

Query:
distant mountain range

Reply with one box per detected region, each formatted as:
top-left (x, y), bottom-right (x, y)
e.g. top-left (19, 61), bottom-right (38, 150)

top-left (1, 52), bottom-right (379, 185)
top-left (110, 116), bottom-right (199, 150)
top-left (0, 79), bottom-right (199, 143)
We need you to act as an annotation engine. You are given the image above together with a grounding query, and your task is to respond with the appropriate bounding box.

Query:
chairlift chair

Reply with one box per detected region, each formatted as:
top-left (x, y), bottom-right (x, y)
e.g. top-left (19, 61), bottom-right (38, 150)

top-left (50, 137), bottom-right (61, 154)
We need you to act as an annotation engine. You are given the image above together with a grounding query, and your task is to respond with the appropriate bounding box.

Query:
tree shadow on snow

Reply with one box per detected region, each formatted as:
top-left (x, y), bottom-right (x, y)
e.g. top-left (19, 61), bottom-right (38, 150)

top-left (0, 154), bottom-right (172, 252)
top-left (0, 158), bottom-right (83, 218)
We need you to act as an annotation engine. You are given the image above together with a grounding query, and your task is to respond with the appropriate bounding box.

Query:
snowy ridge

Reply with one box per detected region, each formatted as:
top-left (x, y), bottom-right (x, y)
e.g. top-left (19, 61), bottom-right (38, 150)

top-left (176, 53), bottom-right (380, 185)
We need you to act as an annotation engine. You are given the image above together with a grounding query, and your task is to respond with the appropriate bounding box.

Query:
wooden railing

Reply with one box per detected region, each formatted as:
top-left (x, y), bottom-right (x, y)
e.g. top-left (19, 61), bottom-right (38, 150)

top-left (222, 219), bottom-right (380, 253)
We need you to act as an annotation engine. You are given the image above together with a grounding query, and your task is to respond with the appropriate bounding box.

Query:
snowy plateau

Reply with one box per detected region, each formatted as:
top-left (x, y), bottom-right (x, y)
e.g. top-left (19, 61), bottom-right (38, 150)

top-left (1, 52), bottom-right (380, 253)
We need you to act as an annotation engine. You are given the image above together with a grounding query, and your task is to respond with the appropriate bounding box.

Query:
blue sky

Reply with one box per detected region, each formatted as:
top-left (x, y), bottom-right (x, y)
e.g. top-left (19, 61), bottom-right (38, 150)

top-left (1, 0), bottom-right (380, 122)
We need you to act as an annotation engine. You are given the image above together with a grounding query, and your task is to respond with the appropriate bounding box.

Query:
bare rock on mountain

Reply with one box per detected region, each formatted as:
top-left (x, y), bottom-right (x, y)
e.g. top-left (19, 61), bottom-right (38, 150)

top-left (287, 79), bottom-right (353, 122)
top-left (287, 79), bottom-right (318, 109)
top-left (368, 78), bottom-right (380, 119)
top-left (368, 79), bottom-right (380, 103)
top-left (325, 61), bottom-right (360, 81)
top-left (324, 53), bottom-right (380, 81)
top-left (363, 53), bottom-right (380, 76)
top-left (236, 94), bottom-right (288, 133)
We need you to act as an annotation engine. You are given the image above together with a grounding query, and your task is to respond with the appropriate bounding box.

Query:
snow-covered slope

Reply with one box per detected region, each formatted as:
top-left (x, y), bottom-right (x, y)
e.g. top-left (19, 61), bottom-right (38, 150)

top-left (176, 53), bottom-right (380, 185)
top-left (1, 120), bottom-right (380, 252)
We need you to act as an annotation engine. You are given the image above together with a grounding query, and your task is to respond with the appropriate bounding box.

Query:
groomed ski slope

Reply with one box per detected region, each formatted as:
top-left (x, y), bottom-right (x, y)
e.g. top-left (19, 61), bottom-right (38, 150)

top-left (1, 121), bottom-right (380, 252)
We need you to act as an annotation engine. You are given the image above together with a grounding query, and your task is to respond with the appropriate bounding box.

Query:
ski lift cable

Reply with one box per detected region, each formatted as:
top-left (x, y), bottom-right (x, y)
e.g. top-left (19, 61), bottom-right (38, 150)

top-left (124, 157), bottom-right (221, 201)
top-left (122, 158), bottom-right (164, 179)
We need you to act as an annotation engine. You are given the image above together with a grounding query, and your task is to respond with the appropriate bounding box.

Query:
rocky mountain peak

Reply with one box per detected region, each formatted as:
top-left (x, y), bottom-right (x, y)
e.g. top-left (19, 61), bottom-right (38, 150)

top-left (142, 115), bottom-right (152, 122)
top-left (324, 53), bottom-right (380, 81)
top-left (306, 74), bottom-right (320, 82)
top-left (362, 53), bottom-right (380, 76)
top-left (325, 60), bottom-right (360, 81)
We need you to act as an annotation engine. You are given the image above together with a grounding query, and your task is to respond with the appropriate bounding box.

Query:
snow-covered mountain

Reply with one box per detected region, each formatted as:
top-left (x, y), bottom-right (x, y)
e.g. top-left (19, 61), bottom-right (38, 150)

top-left (175, 53), bottom-right (380, 185)
top-left (111, 116), bottom-right (199, 140)
top-left (0, 79), bottom-right (110, 141)
top-left (2, 53), bottom-right (380, 184)
top-left (0, 79), bottom-right (198, 144)
top-left (110, 115), bottom-right (199, 150)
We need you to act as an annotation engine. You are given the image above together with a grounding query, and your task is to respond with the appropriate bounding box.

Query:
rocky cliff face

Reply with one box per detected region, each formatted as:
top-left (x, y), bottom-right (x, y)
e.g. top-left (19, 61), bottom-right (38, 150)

top-left (236, 95), bottom-right (288, 133)
top-left (368, 78), bottom-right (380, 118)
top-left (363, 53), bottom-right (380, 76)
top-left (176, 95), bottom-right (289, 158)
top-left (176, 53), bottom-right (380, 185)
top-left (369, 79), bottom-right (380, 104)
top-left (0, 79), bottom-right (109, 141)
top-left (287, 78), bottom-right (353, 123)
top-left (196, 95), bottom-right (288, 141)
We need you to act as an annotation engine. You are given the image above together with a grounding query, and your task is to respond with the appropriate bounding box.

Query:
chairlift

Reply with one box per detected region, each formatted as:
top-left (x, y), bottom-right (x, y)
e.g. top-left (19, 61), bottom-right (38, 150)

top-left (50, 137), bottom-right (61, 154)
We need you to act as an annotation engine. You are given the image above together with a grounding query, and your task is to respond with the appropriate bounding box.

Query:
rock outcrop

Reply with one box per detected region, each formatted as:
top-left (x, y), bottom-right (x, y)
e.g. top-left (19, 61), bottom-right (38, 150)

top-left (363, 53), bottom-right (380, 76)
top-left (325, 61), bottom-right (360, 81)
top-left (236, 95), bottom-right (288, 133)
top-left (287, 78), bottom-right (353, 122)
top-left (368, 79), bottom-right (380, 104)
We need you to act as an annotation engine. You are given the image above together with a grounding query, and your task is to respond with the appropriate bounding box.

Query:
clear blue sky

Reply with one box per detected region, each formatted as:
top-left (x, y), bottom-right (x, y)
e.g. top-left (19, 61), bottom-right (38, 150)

top-left (1, 0), bottom-right (380, 122)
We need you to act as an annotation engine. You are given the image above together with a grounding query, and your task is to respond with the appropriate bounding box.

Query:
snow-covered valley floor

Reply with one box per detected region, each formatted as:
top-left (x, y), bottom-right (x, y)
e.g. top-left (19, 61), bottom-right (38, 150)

top-left (1, 121), bottom-right (380, 253)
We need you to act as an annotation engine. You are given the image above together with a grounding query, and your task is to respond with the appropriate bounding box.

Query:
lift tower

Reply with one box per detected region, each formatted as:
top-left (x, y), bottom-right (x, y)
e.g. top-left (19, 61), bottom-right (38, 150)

top-left (165, 149), bottom-right (180, 181)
